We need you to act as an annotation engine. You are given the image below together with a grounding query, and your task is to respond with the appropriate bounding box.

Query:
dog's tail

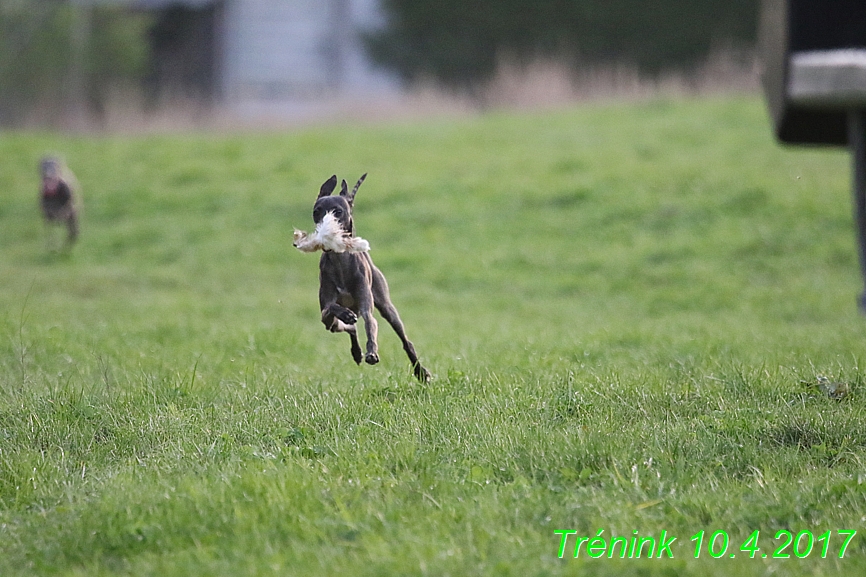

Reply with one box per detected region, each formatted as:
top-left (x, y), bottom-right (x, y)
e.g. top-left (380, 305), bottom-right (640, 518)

top-left (350, 173), bottom-right (367, 201)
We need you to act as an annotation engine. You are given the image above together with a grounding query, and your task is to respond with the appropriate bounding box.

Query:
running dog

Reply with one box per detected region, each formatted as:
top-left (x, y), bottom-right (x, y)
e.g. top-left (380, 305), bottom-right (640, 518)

top-left (296, 174), bottom-right (431, 382)
top-left (39, 156), bottom-right (79, 248)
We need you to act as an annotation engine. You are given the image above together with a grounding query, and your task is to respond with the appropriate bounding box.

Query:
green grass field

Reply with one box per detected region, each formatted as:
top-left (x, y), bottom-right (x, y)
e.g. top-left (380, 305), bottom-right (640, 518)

top-left (1, 96), bottom-right (865, 576)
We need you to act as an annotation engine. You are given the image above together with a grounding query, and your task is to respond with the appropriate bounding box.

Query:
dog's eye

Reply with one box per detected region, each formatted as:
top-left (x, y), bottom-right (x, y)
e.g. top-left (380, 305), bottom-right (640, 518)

top-left (333, 209), bottom-right (342, 217)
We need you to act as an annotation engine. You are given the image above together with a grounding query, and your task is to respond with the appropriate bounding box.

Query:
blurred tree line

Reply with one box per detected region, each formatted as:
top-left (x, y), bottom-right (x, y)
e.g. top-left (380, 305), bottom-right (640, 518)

top-left (0, 0), bottom-right (150, 127)
top-left (365, 0), bottom-right (759, 92)
top-left (0, 0), bottom-right (759, 127)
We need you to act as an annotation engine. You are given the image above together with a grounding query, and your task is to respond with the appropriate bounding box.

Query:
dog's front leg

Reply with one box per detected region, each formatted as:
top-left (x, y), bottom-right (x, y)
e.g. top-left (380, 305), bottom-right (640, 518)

top-left (321, 302), bottom-right (356, 330)
top-left (321, 304), bottom-right (363, 365)
top-left (320, 268), bottom-right (363, 364)
top-left (320, 304), bottom-right (362, 364)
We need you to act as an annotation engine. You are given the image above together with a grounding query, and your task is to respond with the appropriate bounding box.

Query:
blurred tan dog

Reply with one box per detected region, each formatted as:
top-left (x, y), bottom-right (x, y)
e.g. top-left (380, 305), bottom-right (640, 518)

top-left (39, 156), bottom-right (79, 249)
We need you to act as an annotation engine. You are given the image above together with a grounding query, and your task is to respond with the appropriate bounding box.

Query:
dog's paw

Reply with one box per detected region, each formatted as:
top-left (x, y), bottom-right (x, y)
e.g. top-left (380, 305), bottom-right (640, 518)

top-left (336, 309), bottom-right (357, 325)
top-left (413, 363), bottom-right (431, 383)
top-left (365, 352), bottom-right (379, 365)
top-left (328, 304), bottom-right (357, 325)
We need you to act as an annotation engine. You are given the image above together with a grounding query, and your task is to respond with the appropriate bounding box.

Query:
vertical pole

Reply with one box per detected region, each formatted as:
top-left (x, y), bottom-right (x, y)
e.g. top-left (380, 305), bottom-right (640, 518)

top-left (848, 110), bottom-right (866, 312)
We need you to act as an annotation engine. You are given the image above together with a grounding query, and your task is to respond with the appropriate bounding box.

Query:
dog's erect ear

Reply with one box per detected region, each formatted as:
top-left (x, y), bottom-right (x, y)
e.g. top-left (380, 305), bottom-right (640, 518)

top-left (345, 173), bottom-right (367, 204)
top-left (318, 175), bottom-right (338, 198)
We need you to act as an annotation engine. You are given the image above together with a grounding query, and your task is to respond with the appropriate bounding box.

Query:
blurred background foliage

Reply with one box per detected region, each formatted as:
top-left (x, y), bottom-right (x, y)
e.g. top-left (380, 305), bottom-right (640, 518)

top-left (366, 0), bottom-right (759, 92)
top-left (0, 0), bottom-right (151, 127)
top-left (0, 0), bottom-right (759, 127)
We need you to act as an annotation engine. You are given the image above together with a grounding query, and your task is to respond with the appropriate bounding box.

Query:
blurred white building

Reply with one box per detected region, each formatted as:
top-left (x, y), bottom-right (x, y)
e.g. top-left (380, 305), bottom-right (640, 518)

top-left (86, 0), bottom-right (399, 114)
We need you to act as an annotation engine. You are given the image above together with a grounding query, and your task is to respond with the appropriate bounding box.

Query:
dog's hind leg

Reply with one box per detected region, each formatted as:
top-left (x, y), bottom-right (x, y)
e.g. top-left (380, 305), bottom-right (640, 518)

top-left (348, 330), bottom-right (363, 364)
top-left (372, 269), bottom-right (431, 382)
top-left (338, 323), bottom-right (363, 365)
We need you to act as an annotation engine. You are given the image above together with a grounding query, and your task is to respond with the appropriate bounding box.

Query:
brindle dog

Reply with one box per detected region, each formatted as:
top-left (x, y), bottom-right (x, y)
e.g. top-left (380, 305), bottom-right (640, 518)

top-left (39, 157), bottom-right (79, 247)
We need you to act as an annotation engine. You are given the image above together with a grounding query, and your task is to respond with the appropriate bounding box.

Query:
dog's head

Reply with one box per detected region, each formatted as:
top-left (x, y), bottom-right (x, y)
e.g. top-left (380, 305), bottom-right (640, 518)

top-left (313, 173), bottom-right (366, 234)
top-left (39, 156), bottom-right (63, 192)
